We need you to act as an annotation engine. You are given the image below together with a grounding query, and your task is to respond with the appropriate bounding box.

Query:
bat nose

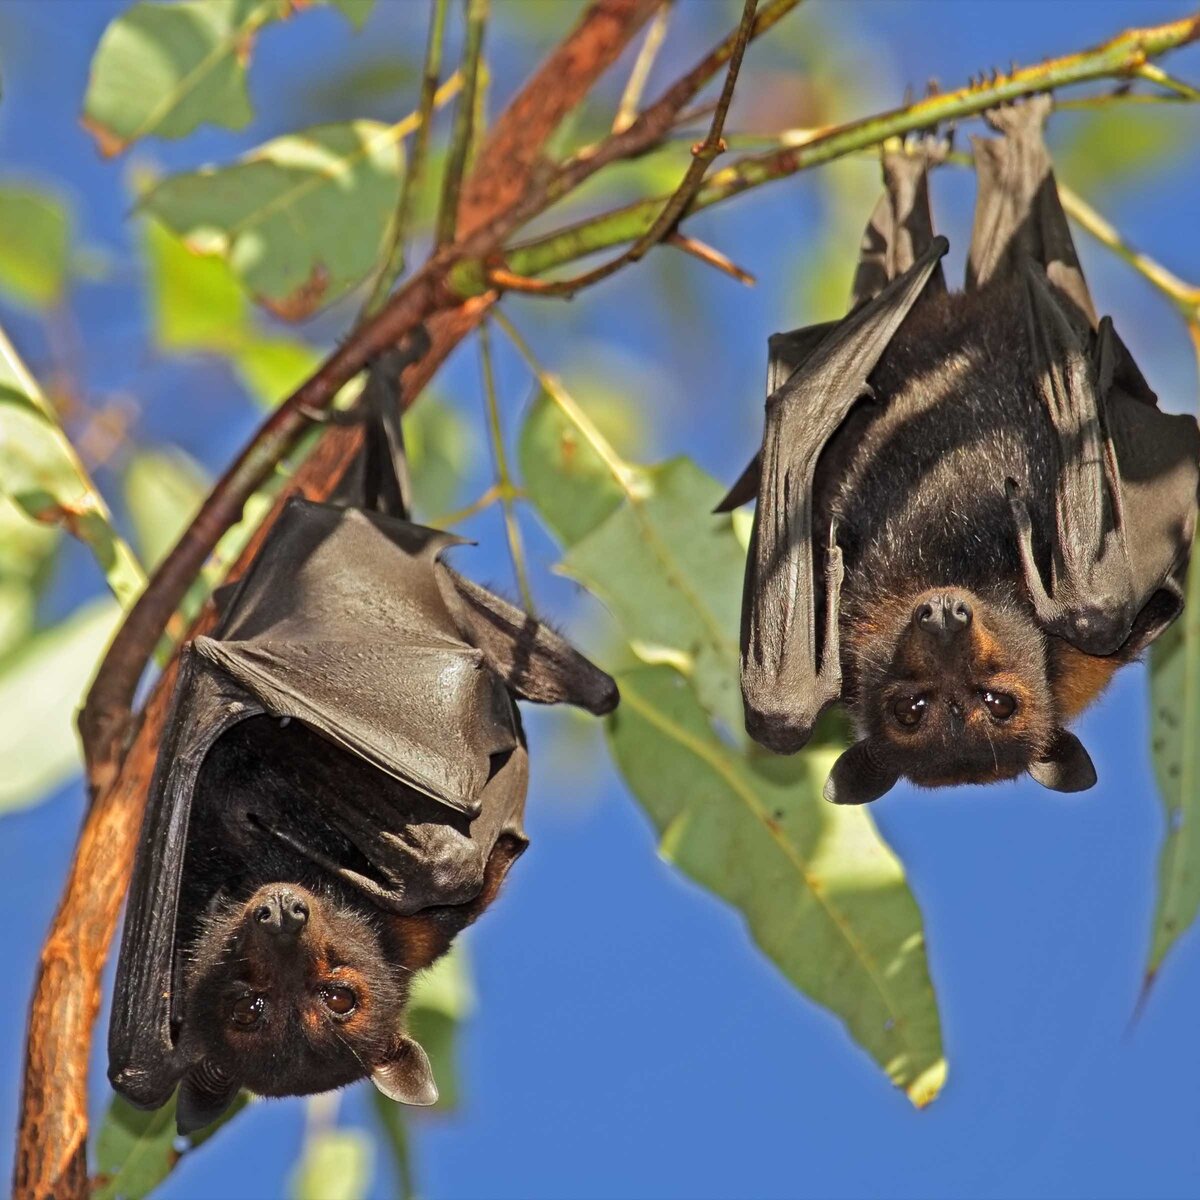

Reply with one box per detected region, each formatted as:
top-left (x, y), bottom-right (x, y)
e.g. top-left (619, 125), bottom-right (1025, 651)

top-left (914, 594), bottom-right (972, 640)
top-left (254, 889), bottom-right (310, 936)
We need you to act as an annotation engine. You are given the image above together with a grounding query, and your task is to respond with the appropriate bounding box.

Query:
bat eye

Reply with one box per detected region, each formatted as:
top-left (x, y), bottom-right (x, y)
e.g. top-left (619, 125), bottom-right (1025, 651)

top-left (891, 696), bottom-right (928, 727)
top-left (982, 691), bottom-right (1017, 720)
top-left (230, 994), bottom-right (265, 1028)
top-left (321, 985), bottom-right (358, 1016)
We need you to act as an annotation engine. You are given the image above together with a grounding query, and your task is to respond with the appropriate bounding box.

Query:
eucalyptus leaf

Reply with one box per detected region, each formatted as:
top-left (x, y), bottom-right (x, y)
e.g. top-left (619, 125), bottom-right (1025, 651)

top-left (1146, 554), bottom-right (1200, 982)
top-left (0, 327), bottom-right (144, 606)
top-left (93, 1091), bottom-right (248, 1200)
top-left (0, 597), bottom-right (119, 814)
top-left (83, 0), bottom-right (371, 156)
top-left (123, 448), bottom-right (210, 570)
top-left (610, 665), bottom-right (946, 1107)
top-left (405, 398), bottom-right (476, 523)
top-left (143, 121), bottom-right (406, 320)
top-left (562, 457), bottom-right (744, 733)
top-left (290, 1128), bottom-right (373, 1200)
top-left (0, 495), bottom-right (57, 663)
top-left (0, 184), bottom-right (70, 309)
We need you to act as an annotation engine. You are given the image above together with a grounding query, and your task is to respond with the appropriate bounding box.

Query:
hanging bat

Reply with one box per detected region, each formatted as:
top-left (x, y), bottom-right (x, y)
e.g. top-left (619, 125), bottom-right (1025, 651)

top-left (720, 97), bottom-right (1199, 805)
top-left (108, 339), bottom-right (617, 1133)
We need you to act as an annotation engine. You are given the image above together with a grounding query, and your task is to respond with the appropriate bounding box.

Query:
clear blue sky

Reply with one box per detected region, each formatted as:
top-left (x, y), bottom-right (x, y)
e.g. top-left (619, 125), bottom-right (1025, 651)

top-left (2, 3), bottom-right (1200, 1197)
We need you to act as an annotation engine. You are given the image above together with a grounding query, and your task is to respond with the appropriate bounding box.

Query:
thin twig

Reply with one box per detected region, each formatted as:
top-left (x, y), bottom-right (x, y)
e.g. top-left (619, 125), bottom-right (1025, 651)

top-left (361, 0), bottom-right (450, 317)
top-left (465, 13), bottom-right (1200, 294)
top-left (613, 1), bottom-right (673, 133)
top-left (1135, 61), bottom-right (1200, 100)
top-left (667, 231), bottom-right (756, 285)
top-left (478, 322), bottom-right (535, 613)
top-left (436, 0), bottom-right (489, 247)
top-left (434, 481), bottom-right (503, 527)
top-left (490, 0), bottom-right (760, 297)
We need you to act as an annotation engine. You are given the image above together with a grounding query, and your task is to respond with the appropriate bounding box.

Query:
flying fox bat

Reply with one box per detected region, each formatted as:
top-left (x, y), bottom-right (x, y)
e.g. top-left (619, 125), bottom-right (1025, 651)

top-left (108, 337), bottom-right (617, 1133)
top-left (719, 97), bottom-right (1199, 805)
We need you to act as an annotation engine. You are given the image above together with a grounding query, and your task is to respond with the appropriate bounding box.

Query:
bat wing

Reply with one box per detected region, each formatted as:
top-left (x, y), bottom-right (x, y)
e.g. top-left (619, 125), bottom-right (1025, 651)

top-left (741, 236), bottom-right (948, 752)
top-left (970, 100), bottom-right (1199, 654)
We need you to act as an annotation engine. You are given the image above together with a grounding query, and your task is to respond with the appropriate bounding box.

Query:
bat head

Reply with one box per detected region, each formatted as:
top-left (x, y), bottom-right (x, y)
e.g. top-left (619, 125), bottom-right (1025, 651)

top-left (174, 881), bottom-right (436, 1133)
top-left (831, 585), bottom-right (1096, 803)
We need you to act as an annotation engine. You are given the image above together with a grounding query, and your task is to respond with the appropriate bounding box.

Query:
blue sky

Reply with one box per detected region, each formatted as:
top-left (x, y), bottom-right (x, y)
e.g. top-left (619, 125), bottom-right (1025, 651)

top-left (2, 2), bottom-right (1200, 1197)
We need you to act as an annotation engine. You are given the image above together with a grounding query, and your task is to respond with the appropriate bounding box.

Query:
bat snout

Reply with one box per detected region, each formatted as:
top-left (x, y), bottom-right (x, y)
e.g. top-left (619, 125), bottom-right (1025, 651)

top-left (913, 594), bottom-right (972, 641)
top-left (252, 889), bottom-right (310, 938)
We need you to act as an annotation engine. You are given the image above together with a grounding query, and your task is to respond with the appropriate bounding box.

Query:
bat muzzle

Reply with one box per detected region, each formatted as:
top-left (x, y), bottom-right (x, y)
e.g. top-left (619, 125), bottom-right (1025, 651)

top-left (914, 594), bottom-right (972, 641)
top-left (252, 889), bottom-right (310, 937)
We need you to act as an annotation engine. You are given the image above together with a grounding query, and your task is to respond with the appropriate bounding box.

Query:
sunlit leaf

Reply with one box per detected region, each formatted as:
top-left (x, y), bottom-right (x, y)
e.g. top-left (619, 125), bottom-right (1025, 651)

top-left (610, 665), bottom-right (946, 1107)
top-left (83, 0), bottom-right (279, 155)
top-left (518, 385), bottom-right (641, 546)
top-left (0, 597), bottom-right (119, 813)
top-left (124, 447), bottom-right (210, 570)
top-left (82, 0), bottom-right (371, 156)
top-left (142, 216), bottom-right (321, 406)
top-left (290, 1127), bottom-right (373, 1200)
top-left (562, 458), bottom-right (744, 733)
top-left (1146, 554), bottom-right (1200, 983)
top-left (142, 121), bottom-right (405, 320)
top-left (93, 1091), bottom-right (248, 1200)
top-left (0, 326), bottom-right (144, 606)
top-left (0, 184), bottom-right (70, 309)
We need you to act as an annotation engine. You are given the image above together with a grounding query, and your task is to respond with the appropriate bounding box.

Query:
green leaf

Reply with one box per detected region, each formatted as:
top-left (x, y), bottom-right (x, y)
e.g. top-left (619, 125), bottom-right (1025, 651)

top-left (83, 0), bottom-right (281, 155)
top-left (290, 1128), bottom-right (373, 1200)
top-left (1146, 554), bottom-right (1200, 982)
top-left (93, 1091), bottom-right (248, 1200)
top-left (0, 185), bottom-right (70, 309)
top-left (0, 495), bottom-right (58, 663)
top-left (609, 665), bottom-right (946, 1107)
top-left (1056, 107), bottom-right (1186, 195)
top-left (0, 327), bottom-right (144, 606)
top-left (142, 216), bottom-right (321, 405)
top-left (328, 0), bottom-right (375, 30)
top-left (406, 397), bottom-right (476, 523)
top-left (562, 458), bottom-right (744, 733)
top-left (0, 597), bottom-right (119, 813)
top-left (123, 448), bottom-right (209, 570)
top-left (518, 385), bottom-right (638, 546)
top-left (143, 120), bottom-right (406, 320)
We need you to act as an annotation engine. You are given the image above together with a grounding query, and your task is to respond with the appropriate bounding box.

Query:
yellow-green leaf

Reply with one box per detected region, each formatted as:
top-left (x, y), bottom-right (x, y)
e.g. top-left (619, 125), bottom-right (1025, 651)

top-left (0, 325), bottom-right (144, 606)
top-left (290, 1127), bottom-right (373, 1200)
top-left (142, 121), bottom-right (405, 320)
top-left (93, 1091), bottom-right (248, 1200)
top-left (610, 665), bottom-right (946, 1107)
top-left (0, 597), bottom-right (119, 813)
top-left (1147, 554), bottom-right (1200, 982)
top-left (124, 447), bottom-right (209, 570)
top-left (0, 184), bottom-right (70, 309)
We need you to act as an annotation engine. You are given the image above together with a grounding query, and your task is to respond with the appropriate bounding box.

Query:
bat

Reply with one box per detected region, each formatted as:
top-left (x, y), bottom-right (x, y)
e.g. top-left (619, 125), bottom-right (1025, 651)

top-left (108, 336), bottom-right (618, 1133)
top-left (719, 97), bottom-right (1199, 805)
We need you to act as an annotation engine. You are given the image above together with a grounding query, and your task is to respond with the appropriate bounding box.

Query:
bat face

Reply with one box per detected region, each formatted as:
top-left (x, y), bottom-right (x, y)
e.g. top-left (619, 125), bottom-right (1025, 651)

top-left (850, 587), bottom-right (1055, 787)
top-left (182, 882), bottom-right (414, 1101)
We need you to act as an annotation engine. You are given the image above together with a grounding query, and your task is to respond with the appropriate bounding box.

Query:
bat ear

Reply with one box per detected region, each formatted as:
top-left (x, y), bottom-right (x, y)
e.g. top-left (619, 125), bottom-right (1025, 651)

top-left (1029, 729), bottom-right (1097, 794)
top-left (823, 739), bottom-right (900, 805)
top-left (371, 1034), bottom-right (438, 1107)
top-left (176, 1060), bottom-right (241, 1135)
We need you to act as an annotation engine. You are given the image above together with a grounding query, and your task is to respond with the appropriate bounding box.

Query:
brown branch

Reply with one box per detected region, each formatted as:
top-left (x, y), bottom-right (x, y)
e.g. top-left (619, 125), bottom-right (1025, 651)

top-left (667, 231), bottom-right (756, 285)
top-left (486, 0), bottom-right (760, 297)
top-left (456, 0), bottom-right (664, 240)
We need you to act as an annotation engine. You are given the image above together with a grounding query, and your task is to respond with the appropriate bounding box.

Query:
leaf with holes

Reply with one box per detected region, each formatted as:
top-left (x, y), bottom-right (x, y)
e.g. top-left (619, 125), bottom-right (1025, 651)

top-left (142, 120), bottom-right (405, 320)
top-left (609, 664), bottom-right (946, 1106)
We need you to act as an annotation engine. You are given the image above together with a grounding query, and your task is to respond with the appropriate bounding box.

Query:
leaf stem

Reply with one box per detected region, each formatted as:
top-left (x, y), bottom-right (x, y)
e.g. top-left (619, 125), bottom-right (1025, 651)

top-left (436, 0), bottom-right (489, 247)
top-left (613, 1), bottom-right (673, 133)
top-left (477, 322), bottom-right (535, 612)
top-left (361, 0), bottom-right (450, 317)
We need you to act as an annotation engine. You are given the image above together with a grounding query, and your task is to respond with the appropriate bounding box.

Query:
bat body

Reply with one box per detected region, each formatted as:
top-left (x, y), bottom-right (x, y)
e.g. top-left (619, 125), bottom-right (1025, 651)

top-left (108, 344), bottom-right (617, 1132)
top-left (722, 99), bottom-right (1199, 804)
